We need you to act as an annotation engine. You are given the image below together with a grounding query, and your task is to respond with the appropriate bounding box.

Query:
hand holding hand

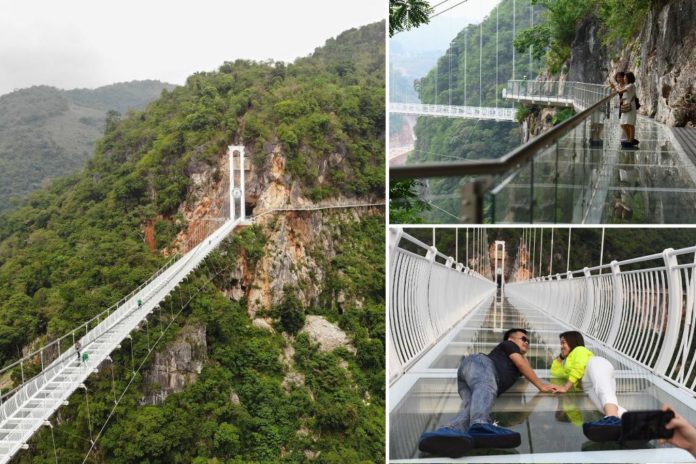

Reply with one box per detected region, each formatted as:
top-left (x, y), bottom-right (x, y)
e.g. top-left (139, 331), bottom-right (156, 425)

top-left (539, 383), bottom-right (556, 393)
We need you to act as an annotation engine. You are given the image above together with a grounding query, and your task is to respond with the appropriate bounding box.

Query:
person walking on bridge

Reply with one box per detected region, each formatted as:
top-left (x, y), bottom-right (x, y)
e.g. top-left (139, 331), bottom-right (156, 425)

top-left (418, 328), bottom-right (556, 458)
top-left (550, 330), bottom-right (628, 442)
top-left (609, 71), bottom-right (639, 148)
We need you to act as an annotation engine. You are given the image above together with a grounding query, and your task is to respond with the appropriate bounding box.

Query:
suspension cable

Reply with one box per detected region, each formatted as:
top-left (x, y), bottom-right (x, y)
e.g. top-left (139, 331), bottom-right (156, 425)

top-left (496, 4), bottom-right (499, 111)
top-left (529, 2), bottom-right (534, 78)
top-left (50, 423), bottom-right (58, 464)
top-left (539, 228), bottom-right (544, 276)
top-left (81, 258), bottom-right (224, 463)
top-left (512, 0), bottom-right (516, 81)
top-left (464, 27), bottom-right (467, 105)
top-left (566, 227), bottom-right (572, 273)
top-left (479, 21), bottom-right (483, 110)
top-left (429, 0), bottom-right (471, 19)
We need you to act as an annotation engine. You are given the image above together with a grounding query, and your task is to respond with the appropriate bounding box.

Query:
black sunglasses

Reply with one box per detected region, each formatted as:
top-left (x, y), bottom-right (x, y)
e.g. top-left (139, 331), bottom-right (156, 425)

top-left (520, 336), bottom-right (529, 344)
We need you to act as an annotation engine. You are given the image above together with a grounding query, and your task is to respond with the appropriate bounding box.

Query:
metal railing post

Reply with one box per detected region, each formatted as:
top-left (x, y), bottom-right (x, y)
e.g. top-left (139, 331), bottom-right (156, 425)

top-left (654, 249), bottom-right (683, 374)
top-left (606, 261), bottom-right (624, 347)
top-left (581, 268), bottom-right (593, 333)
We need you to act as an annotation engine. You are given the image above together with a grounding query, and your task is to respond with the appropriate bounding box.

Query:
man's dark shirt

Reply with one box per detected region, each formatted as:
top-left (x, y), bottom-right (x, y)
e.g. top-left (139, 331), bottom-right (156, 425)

top-left (487, 340), bottom-right (522, 396)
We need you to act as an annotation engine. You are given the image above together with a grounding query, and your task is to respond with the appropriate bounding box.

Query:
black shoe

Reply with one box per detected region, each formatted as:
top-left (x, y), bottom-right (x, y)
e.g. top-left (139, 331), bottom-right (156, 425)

top-left (630, 139), bottom-right (640, 146)
top-left (583, 416), bottom-right (622, 442)
top-left (468, 422), bottom-right (521, 448)
top-left (418, 427), bottom-right (474, 458)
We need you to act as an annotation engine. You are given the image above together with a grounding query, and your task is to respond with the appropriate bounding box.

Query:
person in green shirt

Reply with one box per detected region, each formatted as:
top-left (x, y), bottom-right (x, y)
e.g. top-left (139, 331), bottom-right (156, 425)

top-left (551, 331), bottom-right (627, 442)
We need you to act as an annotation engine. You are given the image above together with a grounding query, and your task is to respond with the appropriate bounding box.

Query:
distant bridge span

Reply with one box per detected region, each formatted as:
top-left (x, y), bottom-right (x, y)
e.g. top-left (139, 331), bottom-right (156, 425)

top-left (390, 102), bottom-right (515, 121)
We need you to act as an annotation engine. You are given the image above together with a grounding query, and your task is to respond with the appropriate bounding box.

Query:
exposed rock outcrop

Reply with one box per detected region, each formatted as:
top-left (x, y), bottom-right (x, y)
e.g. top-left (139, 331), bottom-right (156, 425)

top-left (630, 0), bottom-right (696, 126)
top-left (565, 0), bottom-right (696, 127)
top-left (300, 315), bottom-right (355, 353)
top-left (568, 17), bottom-right (610, 84)
top-left (141, 324), bottom-right (207, 405)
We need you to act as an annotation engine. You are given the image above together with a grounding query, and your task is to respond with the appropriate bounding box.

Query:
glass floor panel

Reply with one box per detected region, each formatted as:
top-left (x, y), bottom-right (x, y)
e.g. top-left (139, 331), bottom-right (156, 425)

top-left (390, 377), bottom-right (672, 460)
top-left (389, 293), bottom-right (691, 461)
top-left (487, 115), bottom-right (696, 224)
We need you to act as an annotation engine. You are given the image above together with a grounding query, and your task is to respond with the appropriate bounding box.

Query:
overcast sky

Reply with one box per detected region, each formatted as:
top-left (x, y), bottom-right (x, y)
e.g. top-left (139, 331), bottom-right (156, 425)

top-left (0, 0), bottom-right (385, 97)
top-left (391, 0), bottom-right (501, 52)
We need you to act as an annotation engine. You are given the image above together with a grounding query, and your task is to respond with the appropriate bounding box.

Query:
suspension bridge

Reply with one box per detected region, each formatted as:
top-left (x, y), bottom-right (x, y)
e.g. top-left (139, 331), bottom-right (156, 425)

top-left (389, 228), bottom-right (696, 462)
top-left (389, 0), bottom-right (696, 224)
top-left (0, 143), bottom-right (384, 463)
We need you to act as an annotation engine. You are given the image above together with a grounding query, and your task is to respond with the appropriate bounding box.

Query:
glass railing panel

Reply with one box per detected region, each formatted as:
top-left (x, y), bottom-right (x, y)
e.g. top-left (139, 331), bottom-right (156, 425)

top-left (487, 160), bottom-right (533, 223)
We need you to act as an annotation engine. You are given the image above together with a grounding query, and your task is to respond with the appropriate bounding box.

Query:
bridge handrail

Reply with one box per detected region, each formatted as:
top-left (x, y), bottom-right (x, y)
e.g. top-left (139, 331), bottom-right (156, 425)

top-left (507, 245), bottom-right (696, 394)
top-left (389, 229), bottom-right (496, 383)
top-left (505, 80), bottom-right (611, 111)
top-left (0, 253), bottom-right (180, 386)
top-left (391, 85), bottom-right (616, 180)
top-left (0, 218), bottom-right (233, 425)
top-left (0, 217), bottom-right (233, 403)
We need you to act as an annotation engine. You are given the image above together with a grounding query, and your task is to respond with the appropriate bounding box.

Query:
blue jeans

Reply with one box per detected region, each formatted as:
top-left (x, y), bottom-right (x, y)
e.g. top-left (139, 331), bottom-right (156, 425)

top-left (446, 354), bottom-right (498, 432)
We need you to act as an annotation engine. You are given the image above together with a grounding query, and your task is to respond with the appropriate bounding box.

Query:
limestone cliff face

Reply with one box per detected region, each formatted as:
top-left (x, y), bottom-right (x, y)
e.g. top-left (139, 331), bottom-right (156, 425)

top-left (568, 17), bottom-right (610, 85)
top-left (142, 141), bottom-right (380, 403)
top-left (220, 143), bottom-right (379, 316)
top-left (141, 324), bottom-right (207, 405)
top-left (521, 107), bottom-right (557, 142)
top-left (567, 0), bottom-right (696, 127)
top-left (628, 0), bottom-right (696, 126)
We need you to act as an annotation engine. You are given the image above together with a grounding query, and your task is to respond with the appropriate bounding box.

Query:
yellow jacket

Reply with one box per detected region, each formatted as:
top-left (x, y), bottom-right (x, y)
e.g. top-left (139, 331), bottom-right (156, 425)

top-left (550, 346), bottom-right (594, 385)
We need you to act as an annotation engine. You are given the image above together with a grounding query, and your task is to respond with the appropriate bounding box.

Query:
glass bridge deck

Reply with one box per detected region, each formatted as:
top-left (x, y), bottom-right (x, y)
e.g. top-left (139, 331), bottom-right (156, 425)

top-left (389, 296), bottom-right (696, 462)
top-left (489, 115), bottom-right (696, 224)
top-left (410, 112), bottom-right (696, 224)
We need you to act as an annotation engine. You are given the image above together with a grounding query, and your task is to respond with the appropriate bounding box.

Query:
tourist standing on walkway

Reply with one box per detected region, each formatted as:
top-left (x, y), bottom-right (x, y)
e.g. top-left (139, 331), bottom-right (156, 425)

top-left (75, 340), bottom-right (81, 363)
top-left (613, 72), bottom-right (625, 119)
top-left (551, 330), bottom-right (628, 442)
top-left (418, 328), bottom-right (556, 458)
top-left (609, 72), bottom-right (639, 147)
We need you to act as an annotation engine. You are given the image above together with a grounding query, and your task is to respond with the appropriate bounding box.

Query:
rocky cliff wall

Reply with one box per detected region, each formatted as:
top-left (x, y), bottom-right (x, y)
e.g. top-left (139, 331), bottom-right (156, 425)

top-left (141, 324), bottom-right (207, 405)
top-left (567, 0), bottom-right (696, 127)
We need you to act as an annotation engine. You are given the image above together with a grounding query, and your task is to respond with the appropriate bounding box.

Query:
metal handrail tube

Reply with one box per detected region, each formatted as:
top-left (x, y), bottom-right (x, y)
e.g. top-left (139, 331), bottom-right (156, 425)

top-left (0, 218), bottom-right (228, 403)
top-left (391, 89), bottom-right (618, 180)
top-left (0, 254), bottom-right (180, 378)
top-left (508, 245), bottom-right (696, 394)
top-left (0, 217), bottom-right (238, 460)
top-left (389, 230), bottom-right (496, 383)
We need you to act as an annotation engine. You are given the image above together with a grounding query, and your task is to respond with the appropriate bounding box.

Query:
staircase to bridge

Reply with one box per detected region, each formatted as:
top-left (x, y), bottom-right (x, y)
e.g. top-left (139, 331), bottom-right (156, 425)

top-left (389, 229), bottom-right (696, 462)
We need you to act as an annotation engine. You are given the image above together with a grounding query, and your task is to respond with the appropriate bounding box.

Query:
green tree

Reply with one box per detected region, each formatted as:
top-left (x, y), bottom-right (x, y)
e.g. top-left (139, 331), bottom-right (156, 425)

top-left (390, 0), bottom-right (432, 37)
top-left (389, 179), bottom-right (431, 224)
top-left (278, 287), bottom-right (305, 335)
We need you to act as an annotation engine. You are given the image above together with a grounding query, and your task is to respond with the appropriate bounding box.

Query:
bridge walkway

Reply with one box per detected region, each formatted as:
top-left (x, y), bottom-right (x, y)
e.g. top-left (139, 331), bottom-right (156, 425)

top-left (389, 294), bottom-right (696, 463)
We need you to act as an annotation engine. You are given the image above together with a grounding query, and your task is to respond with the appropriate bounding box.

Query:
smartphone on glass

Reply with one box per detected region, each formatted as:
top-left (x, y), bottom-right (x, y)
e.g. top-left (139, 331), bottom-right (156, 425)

top-left (621, 410), bottom-right (674, 441)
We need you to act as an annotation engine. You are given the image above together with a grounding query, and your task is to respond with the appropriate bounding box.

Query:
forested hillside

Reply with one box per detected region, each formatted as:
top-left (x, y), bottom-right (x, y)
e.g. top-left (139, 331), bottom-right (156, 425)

top-left (0, 80), bottom-right (175, 213)
top-left (1, 21), bottom-right (385, 462)
top-left (412, 0), bottom-right (541, 165)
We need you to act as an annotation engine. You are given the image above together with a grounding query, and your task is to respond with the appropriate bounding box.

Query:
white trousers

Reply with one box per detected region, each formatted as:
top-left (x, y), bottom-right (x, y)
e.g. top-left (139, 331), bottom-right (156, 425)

top-left (581, 356), bottom-right (627, 417)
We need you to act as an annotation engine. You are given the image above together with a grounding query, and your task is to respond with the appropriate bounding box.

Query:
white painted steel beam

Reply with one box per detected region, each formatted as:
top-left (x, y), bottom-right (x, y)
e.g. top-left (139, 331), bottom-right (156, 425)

top-left (390, 102), bottom-right (515, 121)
